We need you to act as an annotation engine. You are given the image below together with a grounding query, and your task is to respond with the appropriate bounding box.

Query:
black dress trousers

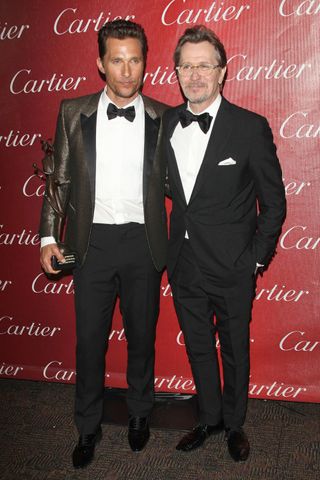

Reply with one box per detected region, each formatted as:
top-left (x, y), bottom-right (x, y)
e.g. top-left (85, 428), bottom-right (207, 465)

top-left (73, 223), bottom-right (161, 435)
top-left (171, 239), bottom-right (255, 430)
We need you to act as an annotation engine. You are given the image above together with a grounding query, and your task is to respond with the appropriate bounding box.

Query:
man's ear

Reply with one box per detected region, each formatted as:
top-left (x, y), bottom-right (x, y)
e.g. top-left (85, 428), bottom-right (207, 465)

top-left (96, 57), bottom-right (105, 75)
top-left (219, 66), bottom-right (227, 84)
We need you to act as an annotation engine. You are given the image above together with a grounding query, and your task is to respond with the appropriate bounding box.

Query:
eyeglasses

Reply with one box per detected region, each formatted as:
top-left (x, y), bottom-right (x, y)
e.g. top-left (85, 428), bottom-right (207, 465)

top-left (176, 63), bottom-right (221, 77)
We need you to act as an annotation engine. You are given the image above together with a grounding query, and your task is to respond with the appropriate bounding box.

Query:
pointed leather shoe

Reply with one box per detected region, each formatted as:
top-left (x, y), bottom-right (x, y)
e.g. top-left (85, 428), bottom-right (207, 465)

top-left (226, 428), bottom-right (250, 462)
top-left (72, 427), bottom-right (102, 469)
top-left (128, 416), bottom-right (150, 452)
top-left (176, 422), bottom-right (224, 452)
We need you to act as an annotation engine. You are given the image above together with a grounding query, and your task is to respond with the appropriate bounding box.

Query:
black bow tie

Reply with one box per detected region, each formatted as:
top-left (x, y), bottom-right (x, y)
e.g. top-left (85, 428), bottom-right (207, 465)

top-left (179, 110), bottom-right (212, 134)
top-left (107, 103), bottom-right (135, 122)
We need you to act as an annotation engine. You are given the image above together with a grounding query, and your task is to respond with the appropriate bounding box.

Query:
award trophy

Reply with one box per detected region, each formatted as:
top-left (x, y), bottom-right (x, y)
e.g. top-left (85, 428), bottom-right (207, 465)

top-left (33, 139), bottom-right (79, 270)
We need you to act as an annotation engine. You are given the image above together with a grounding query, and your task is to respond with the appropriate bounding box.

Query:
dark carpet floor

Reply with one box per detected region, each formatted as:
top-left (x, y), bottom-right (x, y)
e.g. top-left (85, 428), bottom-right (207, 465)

top-left (0, 379), bottom-right (319, 480)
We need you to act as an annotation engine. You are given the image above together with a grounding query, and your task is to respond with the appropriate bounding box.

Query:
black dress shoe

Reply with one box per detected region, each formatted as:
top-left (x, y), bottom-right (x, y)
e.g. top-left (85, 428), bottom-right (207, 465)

top-left (226, 428), bottom-right (250, 462)
top-left (128, 416), bottom-right (150, 452)
top-left (72, 427), bottom-right (102, 469)
top-left (176, 422), bottom-right (224, 451)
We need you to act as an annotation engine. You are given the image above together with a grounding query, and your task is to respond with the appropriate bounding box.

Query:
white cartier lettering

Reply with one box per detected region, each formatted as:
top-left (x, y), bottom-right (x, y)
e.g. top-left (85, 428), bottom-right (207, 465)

top-left (143, 66), bottom-right (178, 86)
top-left (43, 360), bottom-right (76, 381)
top-left (280, 225), bottom-right (320, 250)
top-left (283, 178), bottom-right (311, 196)
top-left (161, 283), bottom-right (173, 297)
top-left (176, 331), bottom-right (185, 346)
top-left (108, 328), bottom-right (126, 341)
top-left (280, 111), bottom-right (320, 138)
top-left (161, 0), bottom-right (250, 26)
top-left (0, 130), bottom-right (41, 147)
top-left (176, 331), bottom-right (254, 346)
top-left (249, 377), bottom-right (306, 398)
top-left (9, 69), bottom-right (86, 95)
top-left (279, 331), bottom-right (320, 351)
top-left (0, 225), bottom-right (40, 246)
top-left (0, 362), bottom-right (23, 376)
top-left (227, 54), bottom-right (310, 81)
top-left (53, 8), bottom-right (135, 35)
top-left (0, 22), bottom-right (29, 40)
top-left (0, 280), bottom-right (12, 291)
top-left (177, 330), bottom-right (222, 347)
top-left (154, 374), bottom-right (196, 391)
top-left (255, 284), bottom-right (309, 302)
top-left (0, 316), bottom-right (61, 337)
top-left (32, 273), bottom-right (74, 294)
top-left (164, 281), bottom-right (311, 301)
top-left (23, 174), bottom-right (45, 198)
top-left (279, 0), bottom-right (320, 17)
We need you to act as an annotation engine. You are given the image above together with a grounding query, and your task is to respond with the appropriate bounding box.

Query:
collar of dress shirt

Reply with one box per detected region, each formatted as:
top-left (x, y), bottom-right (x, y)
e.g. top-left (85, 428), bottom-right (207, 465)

top-left (187, 93), bottom-right (222, 119)
top-left (101, 87), bottom-right (142, 116)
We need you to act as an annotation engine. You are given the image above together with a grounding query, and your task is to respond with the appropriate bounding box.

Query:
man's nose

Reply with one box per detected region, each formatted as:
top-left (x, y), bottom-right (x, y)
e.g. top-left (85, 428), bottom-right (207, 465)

top-left (122, 62), bottom-right (131, 77)
top-left (190, 66), bottom-right (201, 79)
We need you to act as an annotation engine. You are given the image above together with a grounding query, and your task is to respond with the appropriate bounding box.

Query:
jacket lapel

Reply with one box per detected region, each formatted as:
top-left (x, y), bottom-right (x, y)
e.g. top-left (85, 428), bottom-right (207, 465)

top-left (143, 97), bottom-right (161, 204)
top-left (189, 98), bottom-right (233, 204)
top-left (80, 92), bottom-right (101, 208)
top-left (167, 107), bottom-right (188, 205)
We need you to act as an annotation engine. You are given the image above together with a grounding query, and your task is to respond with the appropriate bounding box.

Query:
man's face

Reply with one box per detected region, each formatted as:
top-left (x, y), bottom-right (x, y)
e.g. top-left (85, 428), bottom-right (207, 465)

top-left (177, 41), bottom-right (226, 112)
top-left (97, 37), bottom-right (144, 107)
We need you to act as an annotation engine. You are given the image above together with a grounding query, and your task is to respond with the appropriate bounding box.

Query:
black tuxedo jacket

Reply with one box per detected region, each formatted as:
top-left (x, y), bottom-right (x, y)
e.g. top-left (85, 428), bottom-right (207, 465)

top-left (163, 97), bottom-right (286, 281)
top-left (39, 91), bottom-right (168, 271)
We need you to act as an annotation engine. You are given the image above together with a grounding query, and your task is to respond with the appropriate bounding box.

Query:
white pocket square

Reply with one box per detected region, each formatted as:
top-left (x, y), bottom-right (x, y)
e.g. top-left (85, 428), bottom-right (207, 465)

top-left (218, 158), bottom-right (237, 166)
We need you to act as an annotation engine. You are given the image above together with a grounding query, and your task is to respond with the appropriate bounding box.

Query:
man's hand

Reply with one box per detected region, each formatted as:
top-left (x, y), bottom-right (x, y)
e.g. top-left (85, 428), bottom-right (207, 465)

top-left (40, 243), bottom-right (65, 274)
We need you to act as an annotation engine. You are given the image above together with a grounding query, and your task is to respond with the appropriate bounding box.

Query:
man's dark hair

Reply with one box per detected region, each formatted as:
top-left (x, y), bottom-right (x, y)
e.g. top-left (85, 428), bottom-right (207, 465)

top-left (174, 25), bottom-right (227, 68)
top-left (98, 19), bottom-right (148, 62)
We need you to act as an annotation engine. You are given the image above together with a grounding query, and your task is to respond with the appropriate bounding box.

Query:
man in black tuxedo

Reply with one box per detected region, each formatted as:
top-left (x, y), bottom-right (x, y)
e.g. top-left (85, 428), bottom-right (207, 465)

top-left (162, 26), bottom-right (286, 461)
top-left (39, 20), bottom-right (167, 468)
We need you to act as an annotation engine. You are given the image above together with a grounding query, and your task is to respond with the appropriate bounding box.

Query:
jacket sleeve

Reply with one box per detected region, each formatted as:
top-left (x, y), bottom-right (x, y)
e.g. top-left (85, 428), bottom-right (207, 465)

top-left (39, 100), bottom-right (71, 241)
top-left (249, 116), bottom-right (286, 266)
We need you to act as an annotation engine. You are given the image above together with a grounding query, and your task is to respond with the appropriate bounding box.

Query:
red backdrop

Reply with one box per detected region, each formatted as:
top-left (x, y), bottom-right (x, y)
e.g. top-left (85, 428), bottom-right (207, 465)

top-left (1, 0), bottom-right (319, 402)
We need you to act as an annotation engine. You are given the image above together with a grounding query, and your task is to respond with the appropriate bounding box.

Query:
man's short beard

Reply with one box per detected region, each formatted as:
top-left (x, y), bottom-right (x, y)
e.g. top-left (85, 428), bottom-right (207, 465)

top-left (187, 93), bottom-right (210, 104)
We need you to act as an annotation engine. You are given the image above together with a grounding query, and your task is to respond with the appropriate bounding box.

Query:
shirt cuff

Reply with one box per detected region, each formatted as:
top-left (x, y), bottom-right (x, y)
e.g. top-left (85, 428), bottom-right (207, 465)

top-left (41, 236), bottom-right (56, 248)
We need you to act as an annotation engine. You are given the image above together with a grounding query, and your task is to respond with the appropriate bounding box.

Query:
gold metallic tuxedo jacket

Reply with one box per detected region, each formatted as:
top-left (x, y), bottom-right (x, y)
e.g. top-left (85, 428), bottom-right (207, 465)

top-left (39, 91), bottom-right (168, 271)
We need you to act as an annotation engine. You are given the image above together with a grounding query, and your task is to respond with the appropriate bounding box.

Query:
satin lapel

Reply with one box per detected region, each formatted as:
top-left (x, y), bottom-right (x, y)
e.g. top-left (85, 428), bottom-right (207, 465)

top-left (189, 99), bottom-right (233, 204)
top-left (143, 112), bottom-right (160, 204)
top-left (167, 108), bottom-right (187, 205)
top-left (79, 92), bottom-right (101, 209)
top-left (81, 111), bottom-right (97, 208)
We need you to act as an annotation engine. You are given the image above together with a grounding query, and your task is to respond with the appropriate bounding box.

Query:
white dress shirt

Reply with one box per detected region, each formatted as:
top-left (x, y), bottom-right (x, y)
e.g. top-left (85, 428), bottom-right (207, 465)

top-left (171, 94), bottom-right (222, 206)
top-left (93, 89), bottom-right (145, 224)
top-left (41, 89), bottom-right (145, 247)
